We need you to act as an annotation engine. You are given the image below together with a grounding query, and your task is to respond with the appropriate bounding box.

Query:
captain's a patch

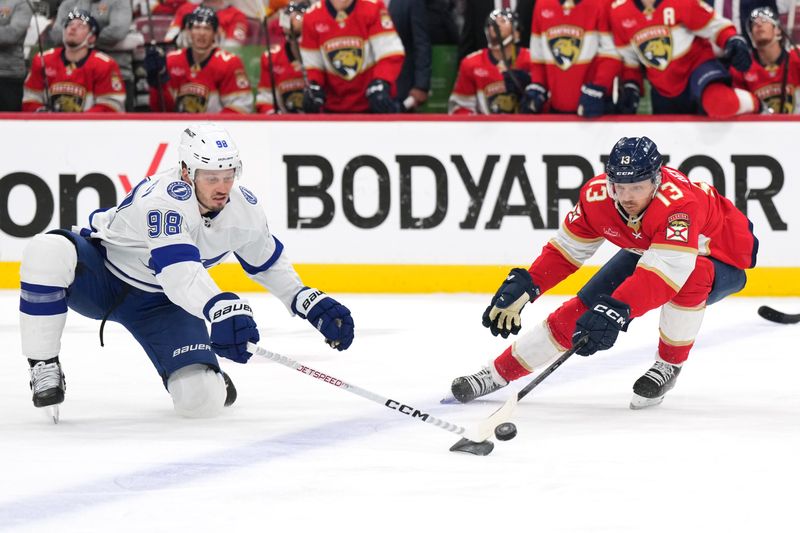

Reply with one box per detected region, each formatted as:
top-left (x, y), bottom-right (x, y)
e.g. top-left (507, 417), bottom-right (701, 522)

top-left (665, 212), bottom-right (690, 243)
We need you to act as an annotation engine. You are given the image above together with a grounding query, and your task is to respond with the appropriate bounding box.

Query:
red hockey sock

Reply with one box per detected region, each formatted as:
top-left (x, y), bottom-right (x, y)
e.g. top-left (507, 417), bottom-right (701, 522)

top-left (701, 83), bottom-right (758, 118)
top-left (546, 296), bottom-right (588, 349)
top-left (494, 345), bottom-right (531, 382)
top-left (658, 339), bottom-right (692, 365)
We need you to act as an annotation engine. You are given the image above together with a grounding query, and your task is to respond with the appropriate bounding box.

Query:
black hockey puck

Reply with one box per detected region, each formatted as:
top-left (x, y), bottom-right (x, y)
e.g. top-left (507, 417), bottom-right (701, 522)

top-left (494, 422), bottom-right (517, 441)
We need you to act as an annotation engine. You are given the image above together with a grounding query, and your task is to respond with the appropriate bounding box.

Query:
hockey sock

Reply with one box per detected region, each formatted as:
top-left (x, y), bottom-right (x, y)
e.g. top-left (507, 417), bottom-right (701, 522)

top-left (701, 83), bottom-right (758, 118)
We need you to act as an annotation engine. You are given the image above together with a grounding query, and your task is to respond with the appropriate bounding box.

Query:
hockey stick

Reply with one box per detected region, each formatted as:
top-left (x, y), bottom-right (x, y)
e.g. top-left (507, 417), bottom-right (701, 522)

top-left (246, 343), bottom-right (506, 456)
top-left (143, 0), bottom-right (166, 112)
top-left (489, 19), bottom-right (524, 94)
top-left (448, 335), bottom-right (587, 454)
top-left (25, 0), bottom-right (52, 110)
top-left (757, 305), bottom-right (800, 324)
top-left (262, 16), bottom-right (281, 113)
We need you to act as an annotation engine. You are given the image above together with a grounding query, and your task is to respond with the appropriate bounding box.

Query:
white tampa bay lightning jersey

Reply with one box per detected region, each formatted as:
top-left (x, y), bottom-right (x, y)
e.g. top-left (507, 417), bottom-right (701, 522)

top-left (79, 167), bottom-right (304, 320)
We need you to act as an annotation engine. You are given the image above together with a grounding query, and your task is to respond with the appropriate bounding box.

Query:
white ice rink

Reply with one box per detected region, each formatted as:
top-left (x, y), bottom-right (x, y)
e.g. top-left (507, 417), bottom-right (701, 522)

top-left (0, 291), bottom-right (798, 532)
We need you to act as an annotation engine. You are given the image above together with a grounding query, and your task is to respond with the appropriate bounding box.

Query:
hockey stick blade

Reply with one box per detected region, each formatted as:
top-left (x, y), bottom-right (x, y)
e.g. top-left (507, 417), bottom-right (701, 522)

top-left (758, 305), bottom-right (800, 325)
top-left (450, 437), bottom-right (494, 455)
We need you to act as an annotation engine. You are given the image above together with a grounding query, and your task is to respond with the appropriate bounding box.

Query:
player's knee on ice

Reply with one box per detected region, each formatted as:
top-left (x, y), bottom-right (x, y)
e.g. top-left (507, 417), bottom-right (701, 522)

top-left (20, 233), bottom-right (77, 287)
top-left (167, 364), bottom-right (227, 418)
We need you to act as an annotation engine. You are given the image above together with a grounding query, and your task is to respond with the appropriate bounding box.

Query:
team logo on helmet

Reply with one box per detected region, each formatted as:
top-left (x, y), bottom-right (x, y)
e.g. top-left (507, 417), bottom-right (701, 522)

top-left (546, 26), bottom-right (584, 71)
top-left (239, 186), bottom-right (258, 205)
top-left (168, 181), bottom-right (193, 201)
top-left (324, 37), bottom-right (364, 80)
top-left (665, 213), bottom-right (690, 243)
top-left (633, 27), bottom-right (672, 70)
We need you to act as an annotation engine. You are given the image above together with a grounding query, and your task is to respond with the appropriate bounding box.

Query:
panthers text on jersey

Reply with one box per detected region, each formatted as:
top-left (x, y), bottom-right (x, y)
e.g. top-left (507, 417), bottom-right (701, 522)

top-left (300, 0), bottom-right (404, 112)
top-left (528, 166), bottom-right (758, 317)
top-left (594, 0), bottom-right (736, 97)
top-left (150, 47), bottom-right (254, 113)
top-left (23, 48), bottom-right (125, 112)
top-left (257, 42), bottom-right (306, 113)
top-left (449, 47), bottom-right (533, 114)
top-left (529, 0), bottom-right (616, 112)
top-left (79, 168), bottom-right (304, 320)
top-left (731, 47), bottom-right (800, 114)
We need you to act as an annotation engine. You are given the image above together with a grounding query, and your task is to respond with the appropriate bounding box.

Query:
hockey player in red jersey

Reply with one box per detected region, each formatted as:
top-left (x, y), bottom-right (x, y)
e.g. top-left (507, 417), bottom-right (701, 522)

top-left (580, 0), bottom-right (760, 118)
top-left (449, 9), bottom-right (534, 114)
top-left (257, 0), bottom-right (309, 113)
top-left (144, 6), bottom-right (254, 113)
top-left (299, 0), bottom-right (405, 113)
top-left (165, 0), bottom-right (249, 48)
top-left (23, 9), bottom-right (125, 113)
top-left (451, 137), bottom-right (758, 409)
top-left (731, 7), bottom-right (800, 114)
top-left (525, 0), bottom-right (617, 113)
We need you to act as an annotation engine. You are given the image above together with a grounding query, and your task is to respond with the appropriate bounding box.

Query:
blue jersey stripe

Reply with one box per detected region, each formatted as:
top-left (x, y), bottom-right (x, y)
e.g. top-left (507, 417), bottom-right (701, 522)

top-left (235, 237), bottom-right (284, 275)
top-left (150, 244), bottom-right (202, 275)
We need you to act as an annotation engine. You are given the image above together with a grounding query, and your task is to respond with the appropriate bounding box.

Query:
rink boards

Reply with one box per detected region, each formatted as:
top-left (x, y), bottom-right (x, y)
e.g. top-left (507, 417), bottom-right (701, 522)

top-left (0, 115), bottom-right (797, 295)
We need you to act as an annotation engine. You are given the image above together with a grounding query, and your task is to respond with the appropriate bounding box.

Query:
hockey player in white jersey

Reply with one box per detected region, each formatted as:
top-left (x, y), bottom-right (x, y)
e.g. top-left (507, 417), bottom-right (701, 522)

top-left (19, 123), bottom-right (355, 422)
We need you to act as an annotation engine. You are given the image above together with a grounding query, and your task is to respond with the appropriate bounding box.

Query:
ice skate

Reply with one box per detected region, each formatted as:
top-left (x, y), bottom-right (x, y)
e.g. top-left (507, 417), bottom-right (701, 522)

top-left (630, 360), bottom-right (681, 410)
top-left (222, 372), bottom-right (237, 407)
top-left (29, 358), bottom-right (66, 424)
top-left (450, 366), bottom-right (508, 404)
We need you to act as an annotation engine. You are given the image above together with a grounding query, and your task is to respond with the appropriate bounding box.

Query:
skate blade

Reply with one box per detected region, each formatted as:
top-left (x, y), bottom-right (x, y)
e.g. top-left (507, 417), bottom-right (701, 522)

top-left (40, 404), bottom-right (60, 424)
top-left (440, 395), bottom-right (459, 405)
top-left (630, 394), bottom-right (664, 410)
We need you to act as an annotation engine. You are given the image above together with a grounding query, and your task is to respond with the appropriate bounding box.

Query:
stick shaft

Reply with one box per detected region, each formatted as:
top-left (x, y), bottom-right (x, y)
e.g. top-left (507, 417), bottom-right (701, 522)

top-left (516, 336), bottom-right (587, 401)
top-left (247, 343), bottom-right (471, 438)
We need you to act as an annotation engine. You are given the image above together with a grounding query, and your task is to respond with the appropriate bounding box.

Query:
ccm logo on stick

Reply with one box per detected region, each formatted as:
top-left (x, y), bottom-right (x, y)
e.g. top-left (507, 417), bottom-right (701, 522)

top-left (385, 399), bottom-right (430, 421)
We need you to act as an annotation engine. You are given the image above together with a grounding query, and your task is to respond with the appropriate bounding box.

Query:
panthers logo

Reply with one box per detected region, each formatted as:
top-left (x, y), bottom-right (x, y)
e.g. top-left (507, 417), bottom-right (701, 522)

top-left (50, 94), bottom-right (84, 112)
top-left (328, 48), bottom-right (363, 80)
top-left (283, 89), bottom-right (304, 112)
top-left (638, 35), bottom-right (672, 70)
top-left (488, 92), bottom-right (520, 114)
top-left (764, 93), bottom-right (794, 114)
top-left (548, 36), bottom-right (582, 70)
top-left (176, 94), bottom-right (208, 113)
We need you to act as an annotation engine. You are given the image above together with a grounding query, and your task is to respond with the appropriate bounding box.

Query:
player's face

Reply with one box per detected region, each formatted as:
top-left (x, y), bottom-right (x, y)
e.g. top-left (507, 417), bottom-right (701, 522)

top-left (330, 0), bottom-right (354, 10)
top-left (751, 19), bottom-right (779, 47)
top-left (193, 168), bottom-right (236, 213)
top-left (64, 20), bottom-right (93, 47)
top-left (487, 17), bottom-right (513, 48)
top-left (189, 23), bottom-right (216, 50)
top-left (290, 12), bottom-right (304, 35)
top-left (612, 180), bottom-right (656, 217)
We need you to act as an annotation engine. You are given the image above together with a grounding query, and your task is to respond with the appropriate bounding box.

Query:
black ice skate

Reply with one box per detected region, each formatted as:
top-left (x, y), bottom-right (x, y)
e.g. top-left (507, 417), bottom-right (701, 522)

top-left (451, 366), bottom-right (508, 404)
top-left (630, 360), bottom-right (681, 410)
top-left (222, 372), bottom-right (237, 407)
top-left (29, 358), bottom-right (66, 423)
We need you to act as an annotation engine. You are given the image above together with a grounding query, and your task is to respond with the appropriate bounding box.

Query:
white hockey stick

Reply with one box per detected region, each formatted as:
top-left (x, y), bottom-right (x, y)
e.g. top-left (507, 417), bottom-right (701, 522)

top-left (246, 343), bottom-right (512, 455)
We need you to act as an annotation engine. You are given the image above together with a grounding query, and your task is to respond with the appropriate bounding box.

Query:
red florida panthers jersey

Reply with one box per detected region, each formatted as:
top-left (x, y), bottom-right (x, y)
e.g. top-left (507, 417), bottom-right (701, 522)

top-left (529, 167), bottom-right (758, 318)
top-left (23, 48), bottom-right (125, 112)
top-left (256, 43), bottom-right (306, 113)
top-left (731, 48), bottom-right (800, 114)
top-left (529, 0), bottom-right (616, 112)
top-left (300, 0), bottom-right (405, 112)
top-left (449, 47), bottom-right (533, 114)
top-left (150, 47), bottom-right (253, 113)
top-left (595, 0), bottom-right (736, 97)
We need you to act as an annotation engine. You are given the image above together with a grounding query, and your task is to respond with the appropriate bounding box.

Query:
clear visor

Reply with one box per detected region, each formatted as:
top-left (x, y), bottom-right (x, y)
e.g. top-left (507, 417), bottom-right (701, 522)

top-left (194, 167), bottom-right (239, 185)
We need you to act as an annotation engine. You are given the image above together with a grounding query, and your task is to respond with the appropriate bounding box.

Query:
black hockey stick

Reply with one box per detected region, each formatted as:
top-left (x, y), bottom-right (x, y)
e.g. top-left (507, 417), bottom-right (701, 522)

top-left (142, 0), bottom-right (166, 112)
top-left (758, 305), bottom-right (800, 324)
top-left (489, 19), bottom-right (524, 94)
top-left (449, 335), bottom-right (588, 455)
top-left (247, 343), bottom-right (506, 456)
top-left (262, 16), bottom-right (281, 113)
top-left (25, 0), bottom-right (52, 110)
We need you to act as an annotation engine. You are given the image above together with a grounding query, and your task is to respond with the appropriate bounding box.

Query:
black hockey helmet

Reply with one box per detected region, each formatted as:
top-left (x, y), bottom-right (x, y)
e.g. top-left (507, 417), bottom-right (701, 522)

top-left (185, 6), bottom-right (219, 32)
top-left (280, 0), bottom-right (310, 33)
top-left (485, 8), bottom-right (519, 48)
top-left (605, 137), bottom-right (662, 185)
top-left (748, 6), bottom-right (780, 30)
top-left (65, 8), bottom-right (99, 36)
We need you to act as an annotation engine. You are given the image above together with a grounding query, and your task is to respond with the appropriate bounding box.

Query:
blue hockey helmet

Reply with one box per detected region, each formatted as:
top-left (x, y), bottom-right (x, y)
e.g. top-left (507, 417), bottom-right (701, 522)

top-left (605, 136), bottom-right (662, 185)
top-left (65, 8), bottom-right (99, 36)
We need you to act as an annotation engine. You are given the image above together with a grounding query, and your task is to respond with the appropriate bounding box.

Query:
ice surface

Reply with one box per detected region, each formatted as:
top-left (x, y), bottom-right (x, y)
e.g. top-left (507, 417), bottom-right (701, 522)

top-left (0, 292), bottom-right (797, 532)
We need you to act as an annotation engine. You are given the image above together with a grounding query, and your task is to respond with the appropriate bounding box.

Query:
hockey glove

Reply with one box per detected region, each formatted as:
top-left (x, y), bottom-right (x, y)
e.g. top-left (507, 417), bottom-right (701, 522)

top-left (723, 35), bottom-right (752, 72)
top-left (502, 69), bottom-right (532, 96)
top-left (366, 79), bottom-right (402, 113)
top-left (293, 287), bottom-right (355, 350)
top-left (143, 45), bottom-right (169, 87)
top-left (204, 293), bottom-right (260, 364)
top-left (520, 83), bottom-right (548, 113)
top-left (577, 83), bottom-right (607, 118)
top-left (482, 268), bottom-right (541, 338)
top-left (303, 82), bottom-right (325, 113)
top-left (617, 82), bottom-right (641, 114)
top-left (572, 295), bottom-right (630, 356)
